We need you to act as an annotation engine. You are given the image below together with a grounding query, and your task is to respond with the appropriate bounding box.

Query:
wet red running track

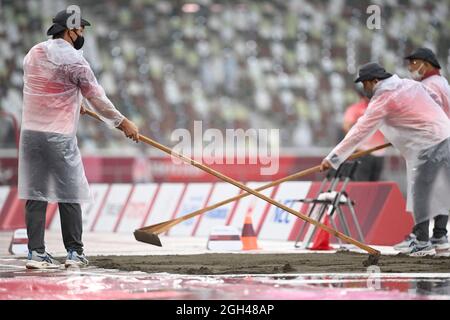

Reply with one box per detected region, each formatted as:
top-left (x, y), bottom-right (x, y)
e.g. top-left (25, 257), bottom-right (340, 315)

top-left (1, 258), bottom-right (450, 300)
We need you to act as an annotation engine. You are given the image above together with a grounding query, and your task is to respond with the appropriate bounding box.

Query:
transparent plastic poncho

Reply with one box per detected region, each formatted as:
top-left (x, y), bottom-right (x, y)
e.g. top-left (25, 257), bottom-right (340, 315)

top-left (18, 39), bottom-right (125, 203)
top-left (326, 75), bottom-right (450, 224)
top-left (423, 74), bottom-right (450, 119)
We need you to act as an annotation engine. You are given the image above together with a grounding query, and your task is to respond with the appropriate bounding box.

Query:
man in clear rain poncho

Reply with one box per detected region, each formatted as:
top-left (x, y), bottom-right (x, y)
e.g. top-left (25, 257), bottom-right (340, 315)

top-left (390, 48), bottom-right (450, 255)
top-left (19, 9), bottom-right (139, 269)
top-left (320, 62), bottom-right (450, 257)
top-left (406, 48), bottom-right (450, 118)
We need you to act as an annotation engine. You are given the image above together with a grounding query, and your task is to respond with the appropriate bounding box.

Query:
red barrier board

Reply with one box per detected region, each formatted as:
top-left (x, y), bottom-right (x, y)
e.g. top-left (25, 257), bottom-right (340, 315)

top-left (0, 182), bottom-right (414, 246)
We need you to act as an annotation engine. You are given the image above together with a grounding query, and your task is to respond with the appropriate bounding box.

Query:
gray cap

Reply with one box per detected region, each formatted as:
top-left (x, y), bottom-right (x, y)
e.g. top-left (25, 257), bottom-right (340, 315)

top-left (354, 62), bottom-right (393, 83)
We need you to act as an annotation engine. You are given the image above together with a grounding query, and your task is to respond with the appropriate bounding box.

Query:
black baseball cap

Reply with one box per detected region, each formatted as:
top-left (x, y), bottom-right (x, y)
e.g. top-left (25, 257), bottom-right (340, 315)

top-left (354, 62), bottom-right (393, 83)
top-left (46, 9), bottom-right (91, 36)
top-left (404, 48), bottom-right (441, 69)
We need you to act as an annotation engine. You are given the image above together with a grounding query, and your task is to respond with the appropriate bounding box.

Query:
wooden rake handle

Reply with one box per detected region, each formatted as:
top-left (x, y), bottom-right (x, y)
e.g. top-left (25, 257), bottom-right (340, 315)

top-left (85, 109), bottom-right (387, 256)
top-left (140, 142), bottom-right (391, 232)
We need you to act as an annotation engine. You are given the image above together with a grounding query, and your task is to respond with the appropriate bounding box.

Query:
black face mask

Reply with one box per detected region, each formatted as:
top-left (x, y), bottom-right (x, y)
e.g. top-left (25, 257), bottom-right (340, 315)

top-left (364, 80), bottom-right (378, 100)
top-left (364, 89), bottom-right (374, 99)
top-left (69, 31), bottom-right (84, 50)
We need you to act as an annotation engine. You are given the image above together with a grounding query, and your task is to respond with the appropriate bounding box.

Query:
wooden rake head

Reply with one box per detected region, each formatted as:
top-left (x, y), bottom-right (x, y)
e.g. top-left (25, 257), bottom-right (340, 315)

top-left (133, 219), bottom-right (181, 247)
top-left (133, 229), bottom-right (162, 247)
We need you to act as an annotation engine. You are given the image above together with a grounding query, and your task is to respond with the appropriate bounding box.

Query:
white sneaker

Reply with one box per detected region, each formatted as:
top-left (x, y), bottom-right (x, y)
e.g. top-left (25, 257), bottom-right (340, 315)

top-left (394, 233), bottom-right (416, 252)
top-left (408, 241), bottom-right (436, 257)
top-left (431, 236), bottom-right (450, 257)
top-left (26, 251), bottom-right (61, 269)
top-left (65, 250), bottom-right (89, 268)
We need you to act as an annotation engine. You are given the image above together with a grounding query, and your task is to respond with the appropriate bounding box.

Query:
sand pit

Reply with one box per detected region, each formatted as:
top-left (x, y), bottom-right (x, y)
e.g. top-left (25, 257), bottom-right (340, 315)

top-left (89, 252), bottom-right (450, 275)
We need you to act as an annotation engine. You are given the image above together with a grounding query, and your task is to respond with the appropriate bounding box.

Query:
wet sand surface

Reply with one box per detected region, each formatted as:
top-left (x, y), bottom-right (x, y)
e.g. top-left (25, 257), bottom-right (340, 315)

top-left (89, 252), bottom-right (450, 275)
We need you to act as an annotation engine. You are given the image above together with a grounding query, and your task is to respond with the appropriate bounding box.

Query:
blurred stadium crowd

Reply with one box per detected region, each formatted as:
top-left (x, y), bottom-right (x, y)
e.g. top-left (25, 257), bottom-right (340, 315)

top-left (1, 0), bottom-right (449, 154)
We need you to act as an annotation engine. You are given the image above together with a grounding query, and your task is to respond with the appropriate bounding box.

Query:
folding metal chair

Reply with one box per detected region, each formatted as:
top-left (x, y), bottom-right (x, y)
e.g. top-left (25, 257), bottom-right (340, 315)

top-left (294, 161), bottom-right (365, 249)
top-left (293, 165), bottom-right (344, 248)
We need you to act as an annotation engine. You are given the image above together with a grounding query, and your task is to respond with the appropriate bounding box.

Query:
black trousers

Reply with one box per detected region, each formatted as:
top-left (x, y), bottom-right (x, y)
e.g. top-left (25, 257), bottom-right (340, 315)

top-left (352, 154), bottom-right (384, 181)
top-left (413, 215), bottom-right (449, 242)
top-left (411, 138), bottom-right (450, 242)
top-left (25, 200), bottom-right (84, 254)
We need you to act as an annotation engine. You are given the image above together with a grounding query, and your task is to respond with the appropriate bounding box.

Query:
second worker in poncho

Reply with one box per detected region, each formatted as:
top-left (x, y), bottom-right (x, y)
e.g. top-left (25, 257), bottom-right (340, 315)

top-left (320, 62), bottom-right (450, 257)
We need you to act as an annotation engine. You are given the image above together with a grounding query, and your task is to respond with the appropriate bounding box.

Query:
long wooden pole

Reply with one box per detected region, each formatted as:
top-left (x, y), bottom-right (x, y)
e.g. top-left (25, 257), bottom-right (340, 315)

top-left (85, 109), bottom-right (384, 256)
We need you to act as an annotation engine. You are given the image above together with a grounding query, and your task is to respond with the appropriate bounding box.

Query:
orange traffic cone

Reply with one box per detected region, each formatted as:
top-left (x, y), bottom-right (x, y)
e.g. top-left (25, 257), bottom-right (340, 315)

top-left (309, 215), bottom-right (333, 250)
top-left (241, 205), bottom-right (260, 250)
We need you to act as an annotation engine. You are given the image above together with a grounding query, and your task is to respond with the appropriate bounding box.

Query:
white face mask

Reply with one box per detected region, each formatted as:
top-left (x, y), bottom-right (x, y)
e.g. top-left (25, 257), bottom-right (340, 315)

top-left (410, 62), bottom-right (424, 81)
